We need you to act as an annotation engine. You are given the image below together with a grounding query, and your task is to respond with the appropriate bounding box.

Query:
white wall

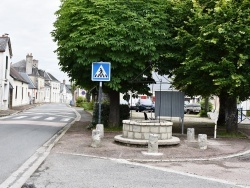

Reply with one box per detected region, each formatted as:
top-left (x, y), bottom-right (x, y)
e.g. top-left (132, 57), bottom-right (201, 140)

top-left (0, 43), bottom-right (11, 110)
top-left (50, 81), bottom-right (60, 103)
top-left (11, 80), bottom-right (29, 107)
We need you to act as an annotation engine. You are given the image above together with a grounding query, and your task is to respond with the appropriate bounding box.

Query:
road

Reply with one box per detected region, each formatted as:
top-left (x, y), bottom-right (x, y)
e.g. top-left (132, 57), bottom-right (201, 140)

top-left (0, 103), bottom-right (77, 187)
top-left (22, 109), bottom-right (250, 188)
top-left (25, 153), bottom-right (243, 188)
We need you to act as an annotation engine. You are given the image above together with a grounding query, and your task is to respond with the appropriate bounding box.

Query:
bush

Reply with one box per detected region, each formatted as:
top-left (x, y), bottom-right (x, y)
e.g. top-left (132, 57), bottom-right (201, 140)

top-left (92, 103), bottom-right (130, 128)
top-left (82, 101), bottom-right (94, 110)
top-left (76, 96), bottom-right (84, 107)
top-left (200, 99), bottom-right (213, 112)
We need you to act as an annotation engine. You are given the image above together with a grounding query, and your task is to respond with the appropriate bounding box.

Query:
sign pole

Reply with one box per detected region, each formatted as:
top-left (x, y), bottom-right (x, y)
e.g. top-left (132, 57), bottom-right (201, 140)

top-left (98, 81), bottom-right (102, 124)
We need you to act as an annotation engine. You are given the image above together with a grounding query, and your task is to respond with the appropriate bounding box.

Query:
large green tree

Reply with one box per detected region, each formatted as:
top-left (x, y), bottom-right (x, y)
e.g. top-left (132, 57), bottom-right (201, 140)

top-left (52, 0), bottom-right (173, 126)
top-left (159, 0), bottom-right (250, 133)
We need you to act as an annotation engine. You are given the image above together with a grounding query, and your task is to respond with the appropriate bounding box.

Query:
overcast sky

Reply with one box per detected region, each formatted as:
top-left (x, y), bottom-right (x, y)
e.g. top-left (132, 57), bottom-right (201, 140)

top-left (0, 0), bottom-right (70, 84)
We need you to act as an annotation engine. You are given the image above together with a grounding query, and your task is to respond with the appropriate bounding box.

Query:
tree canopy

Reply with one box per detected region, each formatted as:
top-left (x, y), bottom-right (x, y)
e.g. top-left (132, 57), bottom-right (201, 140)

top-left (159, 0), bottom-right (250, 132)
top-left (52, 0), bottom-right (174, 95)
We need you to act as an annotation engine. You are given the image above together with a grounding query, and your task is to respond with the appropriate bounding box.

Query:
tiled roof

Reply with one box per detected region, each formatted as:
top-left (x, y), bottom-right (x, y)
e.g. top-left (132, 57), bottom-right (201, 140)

top-left (60, 83), bottom-right (72, 94)
top-left (38, 69), bottom-right (46, 78)
top-left (12, 60), bottom-right (26, 73)
top-left (44, 72), bottom-right (52, 81)
top-left (19, 72), bottom-right (37, 89)
top-left (0, 36), bottom-right (12, 56)
top-left (10, 67), bottom-right (29, 84)
top-left (47, 72), bottom-right (60, 82)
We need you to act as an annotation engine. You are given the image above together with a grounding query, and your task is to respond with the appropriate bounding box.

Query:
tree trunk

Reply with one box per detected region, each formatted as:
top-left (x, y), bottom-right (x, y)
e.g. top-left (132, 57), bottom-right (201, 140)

top-left (225, 95), bottom-right (238, 133)
top-left (204, 97), bottom-right (209, 113)
top-left (108, 90), bottom-right (120, 127)
top-left (217, 91), bottom-right (226, 127)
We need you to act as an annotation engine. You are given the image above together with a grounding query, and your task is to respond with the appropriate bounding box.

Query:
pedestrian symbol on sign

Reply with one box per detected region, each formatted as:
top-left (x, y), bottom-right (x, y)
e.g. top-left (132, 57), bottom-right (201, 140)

top-left (94, 65), bottom-right (108, 78)
top-left (92, 62), bottom-right (111, 81)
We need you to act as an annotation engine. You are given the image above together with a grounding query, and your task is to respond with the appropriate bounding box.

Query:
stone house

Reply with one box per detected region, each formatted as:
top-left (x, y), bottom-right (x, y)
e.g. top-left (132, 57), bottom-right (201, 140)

top-left (0, 34), bottom-right (12, 110)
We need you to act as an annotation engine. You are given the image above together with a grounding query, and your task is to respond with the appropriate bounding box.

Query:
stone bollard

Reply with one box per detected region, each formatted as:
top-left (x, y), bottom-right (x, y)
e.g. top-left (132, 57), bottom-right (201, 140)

top-left (148, 134), bottom-right (159, 153)
top-left (187, 128), bottom-right (195, 142)
top-left (96, 124), bottom-right (104, 138)
top-left (198, 134), bottom-right (207, 149)
top-left (91, 129), bottom-right (101, 148)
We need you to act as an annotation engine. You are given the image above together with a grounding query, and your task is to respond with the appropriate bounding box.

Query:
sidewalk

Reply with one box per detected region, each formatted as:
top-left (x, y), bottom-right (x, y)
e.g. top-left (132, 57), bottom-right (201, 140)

top-left (0, 104), bottom-right (40, 117)
top-left (50, 108), bottom-right (250, 162)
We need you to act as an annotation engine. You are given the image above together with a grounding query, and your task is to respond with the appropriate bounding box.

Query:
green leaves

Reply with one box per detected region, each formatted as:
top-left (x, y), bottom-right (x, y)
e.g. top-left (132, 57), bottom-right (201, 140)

top-left (52, 0), bottom-right (173, 93)
top-left (165, 0), bottom-right (250, 99)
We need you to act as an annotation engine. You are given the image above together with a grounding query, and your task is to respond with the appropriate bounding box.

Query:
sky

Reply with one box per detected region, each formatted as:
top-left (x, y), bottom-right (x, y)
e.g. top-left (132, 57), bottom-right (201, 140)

top-left (0, 0), bottom-right (70, 84)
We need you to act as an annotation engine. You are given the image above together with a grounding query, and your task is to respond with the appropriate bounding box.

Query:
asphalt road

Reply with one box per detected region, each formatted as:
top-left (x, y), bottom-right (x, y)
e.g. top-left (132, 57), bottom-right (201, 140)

top-left (25, 153), bottom-right (241, 188)
top-left (0, 103), bottom-right (76, 187)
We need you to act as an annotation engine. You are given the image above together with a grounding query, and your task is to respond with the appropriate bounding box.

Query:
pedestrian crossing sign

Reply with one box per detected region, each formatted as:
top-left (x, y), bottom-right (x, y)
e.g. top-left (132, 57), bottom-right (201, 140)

top-left (92, 62), bottom-right (111, 81)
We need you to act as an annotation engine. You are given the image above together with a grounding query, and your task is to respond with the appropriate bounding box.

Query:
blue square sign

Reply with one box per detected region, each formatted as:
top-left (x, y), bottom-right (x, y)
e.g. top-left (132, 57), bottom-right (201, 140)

top-left (92, 62), bottom-right (111, 81)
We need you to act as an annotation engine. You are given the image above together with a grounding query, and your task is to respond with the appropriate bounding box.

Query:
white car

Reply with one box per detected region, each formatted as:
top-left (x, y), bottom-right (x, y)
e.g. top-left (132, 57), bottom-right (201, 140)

top-left (184, 103), bottom-right (201, 114)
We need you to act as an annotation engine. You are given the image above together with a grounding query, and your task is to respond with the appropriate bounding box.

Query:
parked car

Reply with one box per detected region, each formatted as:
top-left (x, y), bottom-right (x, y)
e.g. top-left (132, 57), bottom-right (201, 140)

top-left (135, 98), bottom-right (154, 112)
top-left (128, 98), bottom-right (139, 110)
top-left (184, 103), bottom-right (201, 114)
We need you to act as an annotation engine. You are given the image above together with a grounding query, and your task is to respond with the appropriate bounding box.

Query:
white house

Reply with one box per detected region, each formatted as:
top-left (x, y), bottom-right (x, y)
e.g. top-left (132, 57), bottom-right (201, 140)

top-left (44, 72), bottom-right (60, 103)
top-left (19, 72), bottom-right (37, 104)
top-left (12, 53), bottom-right (64, 104)
top-left (9, 67), bottom-right (29, 107)
top-left (60, 80), bottom-right (72, 104)
top-left (0, 34), bottom-right (12, 110)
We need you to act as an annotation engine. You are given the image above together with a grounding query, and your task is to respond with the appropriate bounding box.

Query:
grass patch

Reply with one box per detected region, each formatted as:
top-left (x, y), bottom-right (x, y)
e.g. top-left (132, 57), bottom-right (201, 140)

top-left (217, 130), bottom-right (247, 138)
top-left (104, 126), bottom-right (122, 132)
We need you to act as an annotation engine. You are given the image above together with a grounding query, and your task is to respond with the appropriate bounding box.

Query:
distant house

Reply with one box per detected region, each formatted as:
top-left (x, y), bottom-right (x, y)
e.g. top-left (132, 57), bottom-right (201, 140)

top-left (12, 53), bottom-right (61, 104)
top-left (0, 34), bottom-right (12, 110)
top-left (19, 72), bottom-right (37, 104)
top-left (9, 67), bottom-right (29, 107)
top-left (60, 80), bottom-right (72, 104)
top-left (44, 72), bottom-right (60, 103)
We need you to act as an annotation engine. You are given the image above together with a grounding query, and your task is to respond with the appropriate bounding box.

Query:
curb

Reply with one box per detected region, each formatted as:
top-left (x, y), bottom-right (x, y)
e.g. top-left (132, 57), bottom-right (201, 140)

top-left (0, 107), bottom-right (80, 188)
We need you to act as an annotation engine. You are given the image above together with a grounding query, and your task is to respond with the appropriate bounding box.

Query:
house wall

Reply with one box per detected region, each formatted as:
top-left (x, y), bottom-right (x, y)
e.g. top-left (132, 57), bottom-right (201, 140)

top-left (11, 79), bottom-right (29, 107)
top-left (44, 86), bottom-right (50, 102)
top-left (0, 43), bottom-right (11, 110)
top-left (29, 75), bottom-right (45, 103)
top-left (51, 81), bottom-right (60, 103)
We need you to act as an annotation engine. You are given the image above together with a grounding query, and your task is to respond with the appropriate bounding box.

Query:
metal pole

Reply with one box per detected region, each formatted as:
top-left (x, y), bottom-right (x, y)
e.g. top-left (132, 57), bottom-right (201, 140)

top-left (98, 81), bottom-right (102, 124)
top-left (159, 79), bottom-right (162, 123)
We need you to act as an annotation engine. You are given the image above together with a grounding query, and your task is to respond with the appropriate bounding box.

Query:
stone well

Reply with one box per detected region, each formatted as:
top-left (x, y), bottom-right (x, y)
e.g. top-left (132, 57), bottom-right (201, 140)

top-left (114, 120), bottom-right (180, 145)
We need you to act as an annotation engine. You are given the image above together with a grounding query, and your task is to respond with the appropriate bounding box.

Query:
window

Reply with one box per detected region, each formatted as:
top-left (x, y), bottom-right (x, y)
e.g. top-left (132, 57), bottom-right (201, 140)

top-left (15, 86), bottom-right (18, 99)
top-left (5, 56), bottom-right (8, 79)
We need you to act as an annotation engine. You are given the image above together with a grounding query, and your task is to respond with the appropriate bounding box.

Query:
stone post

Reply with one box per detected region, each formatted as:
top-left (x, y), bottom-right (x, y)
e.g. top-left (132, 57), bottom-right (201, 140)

top-left (91, 129), bottom-right (101, 148)
top-left (187, 128), bottom-right (195, 142)
top-left (148, 134), bottom-right (158, 153)
top-left (96, 124), bottom-right (104, 138)
top-left (198, 134), bottom-right (207, 149)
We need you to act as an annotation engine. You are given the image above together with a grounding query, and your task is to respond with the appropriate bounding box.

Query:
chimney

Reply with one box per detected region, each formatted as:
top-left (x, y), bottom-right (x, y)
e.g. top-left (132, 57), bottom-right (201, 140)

top-left (2, 33), bottom-right (9, 37)
top-left (26, 53), bottom-right (33, 74)
top-left (32, 59), bottom-right (39, 68)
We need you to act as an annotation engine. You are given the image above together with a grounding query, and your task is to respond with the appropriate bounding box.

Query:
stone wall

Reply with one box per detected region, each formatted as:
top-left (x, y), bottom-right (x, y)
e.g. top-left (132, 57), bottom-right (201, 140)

top-left (122, 120), bottom-right (173, 140)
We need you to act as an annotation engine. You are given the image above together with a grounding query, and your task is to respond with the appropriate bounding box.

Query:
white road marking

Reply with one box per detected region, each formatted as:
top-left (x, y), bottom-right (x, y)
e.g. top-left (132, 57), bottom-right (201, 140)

top-left (0, 120), bottom-right (65, 126)
top-left (12, 116), bottom-right (27, 119)
top-left (30, 116), bottom-right (42, 119)
top-left (44, 117), bottom-right (56, 121)
top-left (60, 118), bottom-right (71, 122)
